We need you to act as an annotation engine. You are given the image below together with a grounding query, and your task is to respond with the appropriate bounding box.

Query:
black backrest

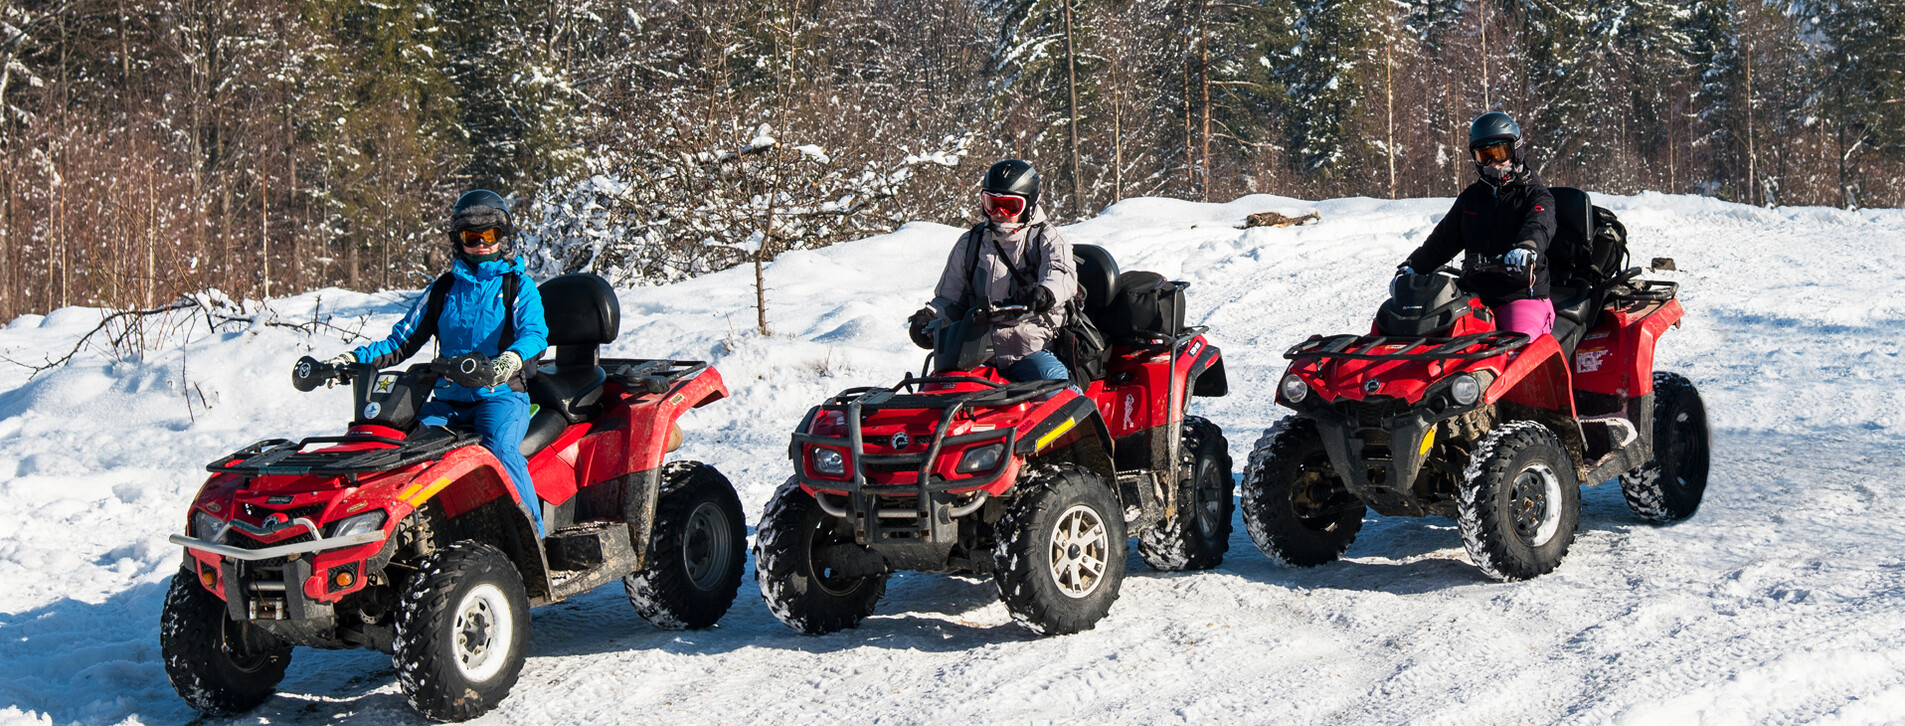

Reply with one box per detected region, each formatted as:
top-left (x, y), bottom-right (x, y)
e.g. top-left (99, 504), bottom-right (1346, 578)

top-left (537, 273), bottom-right (620, 367)
top-left (1073, 244), bottom-right (1119, 311)
top-left (1548, 186), bottom-right (1593, 283)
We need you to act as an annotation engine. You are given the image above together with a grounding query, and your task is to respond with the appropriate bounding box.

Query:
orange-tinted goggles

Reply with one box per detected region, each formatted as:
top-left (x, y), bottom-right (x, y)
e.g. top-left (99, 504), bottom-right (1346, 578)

top-left (459, 228), bottom-right (501, 247)
top-left (981, 191), bottom-right (1027, 220)
top-left (1472, 140), bottom-right (1513, 166)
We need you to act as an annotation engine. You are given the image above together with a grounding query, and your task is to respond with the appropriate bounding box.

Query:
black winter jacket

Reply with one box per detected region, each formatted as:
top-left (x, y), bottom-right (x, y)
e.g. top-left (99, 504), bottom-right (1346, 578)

top-left (1404, 172), bottom-right (1558, 305)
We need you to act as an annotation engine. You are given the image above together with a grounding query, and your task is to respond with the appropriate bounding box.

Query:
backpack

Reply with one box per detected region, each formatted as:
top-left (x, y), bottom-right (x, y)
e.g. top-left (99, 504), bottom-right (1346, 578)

top-left (960, 224), bottom-right (1108, 383)
top-left (1580, 206), bottom-right (1631, 285)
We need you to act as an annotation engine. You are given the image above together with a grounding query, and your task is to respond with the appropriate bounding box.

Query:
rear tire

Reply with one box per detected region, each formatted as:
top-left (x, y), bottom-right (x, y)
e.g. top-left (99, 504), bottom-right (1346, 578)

top-left (1457, 421), bottom-right (1580, 581)
top-left (392, 541), bottom-right (530, 722)
top-left (993, 464), bottom-right (1127, 635)
top-left (160, 569), bottom-right (291, 716)
top-left (755, 477), bottom-right (887, 635)
top-left (1240, 416), bottom-right (1366, 567)
top-left (1137, 416), bottom-right (1233, 571)
top-left (1619, 372), bottom-right (1710, 523)
top-left (626, 461), bottom-right (747, 630)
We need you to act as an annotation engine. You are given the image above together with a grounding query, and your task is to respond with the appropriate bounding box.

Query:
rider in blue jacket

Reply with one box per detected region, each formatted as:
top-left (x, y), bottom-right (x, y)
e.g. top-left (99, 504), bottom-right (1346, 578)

top-left (324, 190), bottom-right (551, 536)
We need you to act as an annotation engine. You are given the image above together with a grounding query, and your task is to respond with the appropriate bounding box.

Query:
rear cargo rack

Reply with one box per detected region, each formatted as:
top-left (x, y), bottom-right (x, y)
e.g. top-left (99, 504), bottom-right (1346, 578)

top-left (206, 427), bottom-right (479, 477)
top-left (1285, 331), bottom-right (1530, 362)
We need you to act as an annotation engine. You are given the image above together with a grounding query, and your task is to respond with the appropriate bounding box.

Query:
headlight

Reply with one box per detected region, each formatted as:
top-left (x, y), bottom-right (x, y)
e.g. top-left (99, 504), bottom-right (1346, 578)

top-left (955, 443), bottom-right (1006, 474)
top-left (327, 511), bottom-right (387, 538)
top-left (1279, 373), bottom-right (1310, 404)
top-left (1449, 373), bottom-right (1481, 406)
top-left (812, 447), bottom-right (846, 475)
top-left (191, 511), bottom-right (226, 543)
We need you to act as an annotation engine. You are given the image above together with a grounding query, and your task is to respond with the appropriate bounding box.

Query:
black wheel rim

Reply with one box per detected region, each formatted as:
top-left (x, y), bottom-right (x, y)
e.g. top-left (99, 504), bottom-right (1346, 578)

top-left (1291, 454), bottom-right (1356, 533)
top-left (1509, 463), bottom-right (1563, 547)
top-left (808, 517), bottom-right (867, 597)
top-left (682, 501), bottom-right (732, 590)
top-left (1666, 406), bottom-right (1708, 493)
top-left (220, 617), bottom-right (273, 673)
top-left (1191, 457), bottom-right (1225, 537)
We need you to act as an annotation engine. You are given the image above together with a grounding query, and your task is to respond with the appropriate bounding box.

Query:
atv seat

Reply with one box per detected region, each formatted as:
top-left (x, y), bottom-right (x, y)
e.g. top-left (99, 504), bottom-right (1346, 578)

top-left (1544, 187), bottom-right (1604, 358)
top-left (522, 273), bottom-right (622, 457)
top-left (1549, 282), bottom-right (1598, 358)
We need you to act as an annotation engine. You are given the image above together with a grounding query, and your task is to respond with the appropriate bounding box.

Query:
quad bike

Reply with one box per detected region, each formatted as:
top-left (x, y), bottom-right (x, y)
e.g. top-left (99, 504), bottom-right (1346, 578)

top-left (757, 245), bottom-right (1231, 636)
top-left (1242, 187), bottom-right (1710, 581)
top-left (160, 273), bottom-right (746, 722)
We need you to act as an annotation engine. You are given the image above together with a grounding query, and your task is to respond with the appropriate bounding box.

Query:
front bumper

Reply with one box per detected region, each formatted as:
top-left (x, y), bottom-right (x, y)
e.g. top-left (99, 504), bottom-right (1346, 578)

top-left (168, 531), bottom-right (385, 561)
top-left (790, 375), bottom-right (1066, 546)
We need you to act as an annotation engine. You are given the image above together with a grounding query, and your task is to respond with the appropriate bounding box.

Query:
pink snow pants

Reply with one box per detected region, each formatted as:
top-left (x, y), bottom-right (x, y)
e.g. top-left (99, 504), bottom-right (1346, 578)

top-left (1492, 297), bottom-right (1555, 339)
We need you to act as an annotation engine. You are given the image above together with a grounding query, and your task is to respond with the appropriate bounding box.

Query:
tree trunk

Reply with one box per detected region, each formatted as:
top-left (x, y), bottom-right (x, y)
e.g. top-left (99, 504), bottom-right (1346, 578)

top-left (1063, 0), bottom-right (1083, 218)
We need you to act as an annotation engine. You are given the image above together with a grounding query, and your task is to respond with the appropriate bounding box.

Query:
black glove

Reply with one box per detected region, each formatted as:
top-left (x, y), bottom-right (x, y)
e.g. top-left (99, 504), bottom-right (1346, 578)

top-left (1019, 286), bottom-right (1057, 313)
top-left (907, 307), bottom-right (935, 349)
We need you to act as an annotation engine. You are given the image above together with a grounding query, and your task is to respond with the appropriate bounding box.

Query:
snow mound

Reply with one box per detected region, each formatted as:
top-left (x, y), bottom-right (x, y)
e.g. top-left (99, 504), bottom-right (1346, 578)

top-left (2, 193), bottom-right (1903, 724)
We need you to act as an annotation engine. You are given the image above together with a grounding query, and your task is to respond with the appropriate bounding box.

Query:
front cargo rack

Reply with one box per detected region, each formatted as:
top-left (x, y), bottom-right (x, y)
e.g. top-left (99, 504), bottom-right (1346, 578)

top-left (1285, 331), bottom-right (1531, 362)
top-left (206, 427), bottom-right (479, 477)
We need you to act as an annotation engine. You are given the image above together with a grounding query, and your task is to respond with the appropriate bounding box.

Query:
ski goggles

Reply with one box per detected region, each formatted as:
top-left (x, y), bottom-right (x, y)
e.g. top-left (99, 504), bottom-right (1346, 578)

top-left (458, 228), bottom-right (501, 247)
top-left (980, 191), bottom-right (1027, 220)
top-left (1472, 140), bottom-right (1514, 166)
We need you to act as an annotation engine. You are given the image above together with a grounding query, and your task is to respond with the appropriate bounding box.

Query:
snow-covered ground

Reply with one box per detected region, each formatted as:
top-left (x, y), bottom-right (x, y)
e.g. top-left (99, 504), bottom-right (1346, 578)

top-left (2, 192), bottom-right (1903, 725)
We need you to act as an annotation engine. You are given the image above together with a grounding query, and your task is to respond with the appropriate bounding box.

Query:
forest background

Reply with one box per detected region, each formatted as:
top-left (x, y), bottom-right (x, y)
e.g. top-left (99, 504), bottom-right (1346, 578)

top-left (0, 0), bottom-right (1898, 325)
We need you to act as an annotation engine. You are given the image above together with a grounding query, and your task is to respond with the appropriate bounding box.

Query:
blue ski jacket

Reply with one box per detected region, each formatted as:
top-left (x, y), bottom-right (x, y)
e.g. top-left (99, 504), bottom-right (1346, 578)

top-left (354, 255), bottom-right (549, 402)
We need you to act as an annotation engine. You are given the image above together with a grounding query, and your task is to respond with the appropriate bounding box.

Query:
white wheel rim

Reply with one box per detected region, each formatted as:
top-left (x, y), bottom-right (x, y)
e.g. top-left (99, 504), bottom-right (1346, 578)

top-left (1511, 463), bottom-right (1564, 547)
top-left (1047, 504), bottom-right (1109, 599)
top-left (452, 583), bottom-right (514, 683)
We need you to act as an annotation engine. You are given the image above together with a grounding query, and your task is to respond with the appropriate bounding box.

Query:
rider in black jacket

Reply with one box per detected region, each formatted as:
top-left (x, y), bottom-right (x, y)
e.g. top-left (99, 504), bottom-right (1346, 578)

top-left (1400, 112), bottom-right (1559, 338)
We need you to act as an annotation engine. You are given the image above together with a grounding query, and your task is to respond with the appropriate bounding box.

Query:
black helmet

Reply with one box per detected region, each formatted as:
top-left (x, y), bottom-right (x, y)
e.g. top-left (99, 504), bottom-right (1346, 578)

top-left (1468, 112), bottom-right (1522, 150)
top-left (449, 190), bottom-right (515, 262)
top-left (451, 190), bottom-right (513, 234)
top-left (982, 159), bottom-right (1040, 215)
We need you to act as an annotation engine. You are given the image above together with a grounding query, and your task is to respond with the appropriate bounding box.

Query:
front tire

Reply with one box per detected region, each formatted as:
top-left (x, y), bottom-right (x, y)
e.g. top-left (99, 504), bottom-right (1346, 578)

top-left (1137, 416), bottom-right (1233, 571)
top-left (1619, 372), bottom-right (1710, 523)
top-left (392, 541), bottom-right (531, 722)
top-left (755, 477), bottom-right (888, 635)
top-left (993, 464), bottom-right (1127, 635)
top-left (160, 569), bottom-right (291, 716)
top-left (1240, 416), bottom-right (1366, 567)
top-left (625, 461), bottom-right (747, 630)
top-left (1457, 421), bottom-right (1581, 581)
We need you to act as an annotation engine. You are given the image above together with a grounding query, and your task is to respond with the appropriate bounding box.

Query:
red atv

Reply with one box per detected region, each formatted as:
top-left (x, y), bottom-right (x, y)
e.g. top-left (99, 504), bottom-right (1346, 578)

top-left (160, 274), bottom-right (747, 722)
top-left (757, 246), bottom-right (1231, 636)
top-left (1241, 188), bottom-right (1710, 581)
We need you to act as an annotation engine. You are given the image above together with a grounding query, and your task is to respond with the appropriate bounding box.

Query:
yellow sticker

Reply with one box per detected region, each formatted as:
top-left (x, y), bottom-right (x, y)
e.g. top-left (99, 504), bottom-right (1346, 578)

top-left (406, 477), bottom-right (455, 506)
top-left (1035, 418), bottom-right (1078, 452)
top-left (1418, 426), bottom-right (1437, 457)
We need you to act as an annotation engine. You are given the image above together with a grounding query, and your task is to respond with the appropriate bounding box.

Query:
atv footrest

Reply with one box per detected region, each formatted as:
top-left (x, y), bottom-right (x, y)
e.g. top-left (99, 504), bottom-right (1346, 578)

top-left (544, 523), bottom-right (637, 601)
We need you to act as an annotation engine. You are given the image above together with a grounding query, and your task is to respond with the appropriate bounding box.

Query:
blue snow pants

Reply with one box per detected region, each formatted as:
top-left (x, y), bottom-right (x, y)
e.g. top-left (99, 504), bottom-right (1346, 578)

top-left (420, 391), bottom-right (543, 537)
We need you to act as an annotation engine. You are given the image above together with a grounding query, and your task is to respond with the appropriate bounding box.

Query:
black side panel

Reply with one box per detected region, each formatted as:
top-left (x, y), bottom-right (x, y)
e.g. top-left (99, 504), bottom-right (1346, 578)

top-left (1190, 347), bottom-right (1228, 397)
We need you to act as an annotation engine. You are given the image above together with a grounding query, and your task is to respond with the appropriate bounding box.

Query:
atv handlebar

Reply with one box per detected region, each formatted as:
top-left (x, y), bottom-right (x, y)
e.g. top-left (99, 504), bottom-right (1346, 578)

top-left (292, 352), bottom-right (494, 392)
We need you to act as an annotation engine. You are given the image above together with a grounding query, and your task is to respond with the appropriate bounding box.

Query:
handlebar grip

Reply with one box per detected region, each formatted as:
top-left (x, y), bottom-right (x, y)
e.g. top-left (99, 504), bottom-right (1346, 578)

top-left (291, 356), bottom-right (329, 392)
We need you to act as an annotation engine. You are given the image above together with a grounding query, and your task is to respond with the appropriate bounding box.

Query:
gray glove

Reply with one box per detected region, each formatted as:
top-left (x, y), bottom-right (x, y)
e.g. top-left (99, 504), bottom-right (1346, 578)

top-left (326, 352), bottom-right (355, 368)
top-left (1504, 247), bottom-right (1536, 270)
top-left (485, 351), bottom-right (523, 388)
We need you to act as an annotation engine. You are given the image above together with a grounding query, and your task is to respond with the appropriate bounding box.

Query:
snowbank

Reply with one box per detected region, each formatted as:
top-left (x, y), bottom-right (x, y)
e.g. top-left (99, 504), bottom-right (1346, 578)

top-left (1, 193), bottom-right (1902, 724)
